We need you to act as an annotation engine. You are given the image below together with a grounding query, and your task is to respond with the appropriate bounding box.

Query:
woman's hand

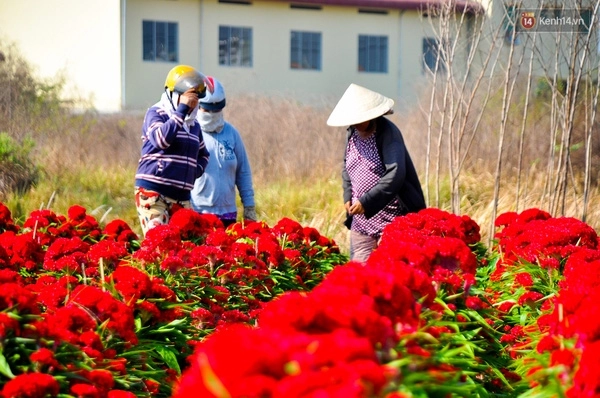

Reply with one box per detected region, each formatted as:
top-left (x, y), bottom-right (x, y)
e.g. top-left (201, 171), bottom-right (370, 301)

top-left (346, 200), bottom-right (365, 215)
top-left (180, 88), bottom-right (199, 110)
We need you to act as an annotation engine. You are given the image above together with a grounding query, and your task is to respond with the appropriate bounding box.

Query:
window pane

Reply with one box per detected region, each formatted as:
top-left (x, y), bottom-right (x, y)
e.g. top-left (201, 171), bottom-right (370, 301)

top-left (143, 21), bottom-right (155, 60)
top-left (167, 23), bottom-right (178, 62)
top-left (290, 31), bottom-right (321, 70)
top-left (241, 28), bottom-right (253, 66)
top-left (142, 20), bottom-right (178, 62)
top-left (219, 26), bottom-right (253, 67)
top-left (358, 35), bottom-right (387, 73)
top-left (422, 37), bottom-right (445, 73)
top-left (156, 22), bottom-right (167, 61)
top-left (219, 26), bottom-right (230, 65)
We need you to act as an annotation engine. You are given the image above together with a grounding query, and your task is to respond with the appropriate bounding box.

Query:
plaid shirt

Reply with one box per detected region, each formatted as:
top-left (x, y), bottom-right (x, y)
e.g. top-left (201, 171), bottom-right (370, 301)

top-left (345, 129), bottom-right (403, 238)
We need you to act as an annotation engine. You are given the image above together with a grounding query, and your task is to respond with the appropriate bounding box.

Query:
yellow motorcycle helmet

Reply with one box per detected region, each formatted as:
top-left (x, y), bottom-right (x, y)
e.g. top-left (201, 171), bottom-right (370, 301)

top-left (164, 65), bottom-right (213, 98)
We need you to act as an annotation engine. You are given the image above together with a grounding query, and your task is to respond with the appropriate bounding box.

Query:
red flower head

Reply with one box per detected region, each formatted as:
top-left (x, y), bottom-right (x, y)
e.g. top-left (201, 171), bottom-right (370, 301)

top-left (87, 239), bottom-right (128, 268)
top-left (204, 228), bottom-right (234, 248)
top-left (134, 224), bottom-right (183, 264)
top-left (30, 347), bottom-right (60, 370)
top-left (0, 312), bottom-right (21, 339)
top-left (0, 282), bottom-right (40, 314)
top-left (43, 236), bottom-right (90, 273)
top-left (0, 231), bottom-right (45, 272)
top-left (170, 208), bottom-right (224, 241)
top-left (272, 217), bottom-right (304, 243)
top-left (104, 219), bottom-right (139, 243)
top-left (568, 340), bottom-right (600, 397)
top-left (0, 202), bottom-right (19, 233)
top-left (2, 373), bottom-right (60, 398)
top-left (29, 275), bottom-right (78, 312)
top-left (110, 266), bottom-right (153, 304)
top-left (67, 205), bottom-right (102, 240)
top-left (67, 285), bottom-right (138, 344)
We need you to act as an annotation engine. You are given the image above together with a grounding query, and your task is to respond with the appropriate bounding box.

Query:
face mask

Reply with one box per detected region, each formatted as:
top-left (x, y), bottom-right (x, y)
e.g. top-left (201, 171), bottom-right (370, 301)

top-left (198, 111), bottom-right (225, 133)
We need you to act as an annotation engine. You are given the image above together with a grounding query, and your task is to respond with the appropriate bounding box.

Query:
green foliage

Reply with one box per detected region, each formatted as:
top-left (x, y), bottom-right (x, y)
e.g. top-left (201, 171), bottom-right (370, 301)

top-left (0, 132), bottom-right (39, 198)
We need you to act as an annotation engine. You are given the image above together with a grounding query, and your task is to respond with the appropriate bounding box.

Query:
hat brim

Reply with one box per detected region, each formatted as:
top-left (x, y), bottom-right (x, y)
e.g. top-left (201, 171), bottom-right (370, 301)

top-left (326, 84), bottom-right (394, 127)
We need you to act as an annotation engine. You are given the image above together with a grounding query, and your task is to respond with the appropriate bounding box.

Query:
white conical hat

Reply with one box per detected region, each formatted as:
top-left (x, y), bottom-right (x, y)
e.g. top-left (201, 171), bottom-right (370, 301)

top-left (326, 83), bottom-right (394, 127)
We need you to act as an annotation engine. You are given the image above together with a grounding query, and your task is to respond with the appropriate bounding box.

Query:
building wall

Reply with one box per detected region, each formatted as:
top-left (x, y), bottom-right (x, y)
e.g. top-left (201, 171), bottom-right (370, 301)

top-left (125, 0), bottom-right (203, 110)
top-left (0, 0), bottom-right (469, 112)
top-left (126, 0), bottom-right (441, 110)
top-left (0, 0), bottom-right (122, 112)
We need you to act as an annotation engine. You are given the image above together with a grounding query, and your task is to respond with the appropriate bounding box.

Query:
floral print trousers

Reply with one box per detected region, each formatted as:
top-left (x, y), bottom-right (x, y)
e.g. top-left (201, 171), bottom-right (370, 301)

top-left (134, 187), bottom-right (190, 236)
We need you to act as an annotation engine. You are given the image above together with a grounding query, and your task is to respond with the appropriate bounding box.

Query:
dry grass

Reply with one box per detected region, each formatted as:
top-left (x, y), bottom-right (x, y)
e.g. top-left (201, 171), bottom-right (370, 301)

top-left (2, 90), bottom-right (600, 256)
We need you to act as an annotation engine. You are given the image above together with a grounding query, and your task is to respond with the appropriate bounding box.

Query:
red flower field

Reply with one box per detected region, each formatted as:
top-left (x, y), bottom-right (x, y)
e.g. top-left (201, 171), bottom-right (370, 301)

top-left (0, 203), bottom-right (598, 397)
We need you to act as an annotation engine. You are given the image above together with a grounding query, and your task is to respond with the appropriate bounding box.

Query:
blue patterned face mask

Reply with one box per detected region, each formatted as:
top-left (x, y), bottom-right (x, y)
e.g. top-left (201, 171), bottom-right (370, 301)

top-left (197, 110), bottom-right (225, 133)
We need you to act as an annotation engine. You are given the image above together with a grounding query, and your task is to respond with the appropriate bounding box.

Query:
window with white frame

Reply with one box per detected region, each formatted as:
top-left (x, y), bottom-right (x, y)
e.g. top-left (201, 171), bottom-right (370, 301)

top-left (358, 35), bottom-right (388, 73)
top-left (143, 20), bottom-right (178, 62)
top-left (290, 31), bottom-right (321, 70)
top-left (219, 26), bottom-right (253, 67)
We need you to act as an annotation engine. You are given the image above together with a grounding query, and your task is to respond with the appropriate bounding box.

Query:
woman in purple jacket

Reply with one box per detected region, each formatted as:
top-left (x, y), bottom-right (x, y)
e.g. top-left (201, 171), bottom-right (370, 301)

top-left (327, 83), bottom-right (426, 262)
top-left (134, 65), bottom-right (212, 236)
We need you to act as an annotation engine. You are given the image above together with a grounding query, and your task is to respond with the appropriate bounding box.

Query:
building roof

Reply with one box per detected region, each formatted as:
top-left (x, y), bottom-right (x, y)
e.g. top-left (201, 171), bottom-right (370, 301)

top-left (280, 0), bottom-right (484, 14)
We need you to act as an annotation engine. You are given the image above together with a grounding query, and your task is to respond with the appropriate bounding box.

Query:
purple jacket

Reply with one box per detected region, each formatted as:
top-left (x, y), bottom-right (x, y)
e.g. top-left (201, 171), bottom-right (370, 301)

top-left (135, 102), bottom-right (210, 201)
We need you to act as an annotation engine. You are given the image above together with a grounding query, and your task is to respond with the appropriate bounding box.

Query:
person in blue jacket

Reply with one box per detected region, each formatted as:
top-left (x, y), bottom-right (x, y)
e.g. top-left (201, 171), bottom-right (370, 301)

top-left (135, 65), bottom-right (212, 236)
top-left (191, 76), bottom-right (257, 227)
top-left (327, 83), bottom-right (426, 262)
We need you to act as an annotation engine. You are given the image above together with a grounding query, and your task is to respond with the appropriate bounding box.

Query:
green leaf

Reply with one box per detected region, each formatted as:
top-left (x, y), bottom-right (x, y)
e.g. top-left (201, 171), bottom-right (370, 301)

top-left (0, 350), bottom-right (15, 379)
top-left (154, 345), bottom-right (181, 375)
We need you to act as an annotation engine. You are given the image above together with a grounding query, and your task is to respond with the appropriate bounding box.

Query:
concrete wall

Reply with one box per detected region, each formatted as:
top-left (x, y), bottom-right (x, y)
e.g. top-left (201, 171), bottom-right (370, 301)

top-left (125, 0), bottom-right (444, 110)
top-left (0, 0), bottom-right (123, 112)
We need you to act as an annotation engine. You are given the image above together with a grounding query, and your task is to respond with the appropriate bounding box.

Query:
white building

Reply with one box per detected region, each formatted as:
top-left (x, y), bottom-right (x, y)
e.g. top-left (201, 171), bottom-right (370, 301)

top-left (5, 0), bottom-right (553, 113)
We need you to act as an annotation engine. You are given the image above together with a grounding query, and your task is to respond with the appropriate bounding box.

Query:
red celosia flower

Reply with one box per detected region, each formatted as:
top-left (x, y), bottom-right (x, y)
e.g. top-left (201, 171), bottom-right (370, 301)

top-left (71, 383), bottom-right (100, 397)
top-left (0, 312), bottom-right (20, 338)
top-left (174, 324), bottom-right (384, 398)
top-left (143, 379), bottom-right (161, 395)
top-left (160, 254), bottom-right (186, 273)
top-left (465, 296), bottom-right (487, 310)
top-left (43, 305), bottom-right (98, 344)
top-left (110, 266), bottom-right (152, 304)
top-left (104, 219), bottom-right (139, 243)
top-left (204, 228), bottom-right (234, 248)
top-left (30, 347), bottom-right (61, 370)
top-left (567, 340), bottom-right (600, 397)
top-left (272, 217), bottom-right (304, 243)
top-left (29, 275), bottom-right (78, 312)
top-left (66, 205), bottom-right (102, 241)
top-left (150, 280), bottom-right (177, 301)
top-left (68, 285), bottom-right (138, 344)
top-left (551, 348), bottom-right (577, 368)
top-left (191, 307), bottom-right (215, 329)
top-left (0, 282), bottom-right (40, 314)
top-left (0, 231), bottom-right (45, 271)
top-left (169, 208), bottom-right (224, 241)
top-left (43, 236), bottom-right (90, 273)
top-left (2, 373), bottom-right (60, 398)
top-left (133, 224), bottom-right (183, 264)
top-left (518, 291), bottom-right (544, 307)
top-left (0, 202), bottom-right (18, 233)
top-left (514, 272), bottom-right (534, 287)
top-left (86, 369), bottom-right (115, 394)
top-left (87, 239), bottom-right (128, 268)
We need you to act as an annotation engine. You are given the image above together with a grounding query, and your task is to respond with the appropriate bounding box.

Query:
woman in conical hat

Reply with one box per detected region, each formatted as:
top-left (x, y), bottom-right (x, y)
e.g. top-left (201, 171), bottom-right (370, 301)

top-left (328, 84), bottom-right (426, 262)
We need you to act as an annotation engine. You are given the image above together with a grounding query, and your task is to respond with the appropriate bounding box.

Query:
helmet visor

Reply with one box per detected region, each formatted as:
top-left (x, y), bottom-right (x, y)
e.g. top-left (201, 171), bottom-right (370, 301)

top-left (174, 71), bottom-right (214, 98)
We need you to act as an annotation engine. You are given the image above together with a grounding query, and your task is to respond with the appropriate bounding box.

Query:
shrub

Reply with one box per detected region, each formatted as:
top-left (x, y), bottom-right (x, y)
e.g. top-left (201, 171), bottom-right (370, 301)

top-left (0, 132), bottom-right (38, 198)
